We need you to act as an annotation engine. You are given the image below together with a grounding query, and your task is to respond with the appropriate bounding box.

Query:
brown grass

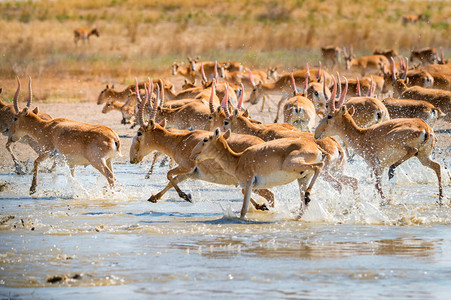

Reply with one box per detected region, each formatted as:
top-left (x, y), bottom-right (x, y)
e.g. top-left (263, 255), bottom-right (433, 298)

top-left (0, 0), bottom-right (450, 101)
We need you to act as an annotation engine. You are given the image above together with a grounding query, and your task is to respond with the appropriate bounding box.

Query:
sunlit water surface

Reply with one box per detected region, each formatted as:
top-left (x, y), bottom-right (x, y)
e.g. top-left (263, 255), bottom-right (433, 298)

top-left (1, 156), bottom-right (451, 299)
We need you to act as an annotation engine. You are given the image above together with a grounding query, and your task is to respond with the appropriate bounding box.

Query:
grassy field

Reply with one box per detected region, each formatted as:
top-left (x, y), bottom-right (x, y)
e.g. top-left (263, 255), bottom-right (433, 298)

top-left (0, 0), bottom-right (450, 101)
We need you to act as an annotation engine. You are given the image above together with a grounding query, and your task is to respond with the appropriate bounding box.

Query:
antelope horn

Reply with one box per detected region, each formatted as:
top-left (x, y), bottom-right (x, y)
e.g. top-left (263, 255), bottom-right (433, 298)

top-left (316, 61), bottom-right (322, 80)
top-left (368, 76), bottom-right (374, 97)
top-left (214, 61), bottom-right (218, 81)
top-left (209, 79), bottom-right (216, 113)
top-left (237, 83), bottom-right (244, 110)
top-left (135, 77), bottom-right (142, 103)
top-left (323, 73), bottom-right (328, 100)
top-left (26, 76), bottom-right (32, 108)
top-left (13, 76), bottom-right (20, 114)
top-left (336, 72), bottom-right (341, 99)
top-left (137, 84), bottom-right (148, 127)
top-left (343, 47), bottom-right (348, 58)
top-left (149, 83), bottom-right (159, 121)
top-left (329, 76), bottom-right (337, 113)
top-left (356, 78), bottom-right (361, 97)
top-left (337, 77), bottom-right (348, 109)
top-left (221, 82), bottom-right (230, 118)
top-left (159, 79), bottom-right (165, 107)
top-left (290, 72), bottom-right (296, 94)
top-left (247, 69), bottom-right (255, 87)
top-left (350, 45), bottom-right (353, 56)
top-left (304, 66), bottom-right (309, 92)
top-left (201, 62), bottom-right (207, 82)
top-left (306, 63), bottom-right (310, 78)
top-left (390, 57), bottom-right (396, 80)
top-left (402, 57), bottom-right (408, 80)
top-left (440, 47), bottom-right (444, 63)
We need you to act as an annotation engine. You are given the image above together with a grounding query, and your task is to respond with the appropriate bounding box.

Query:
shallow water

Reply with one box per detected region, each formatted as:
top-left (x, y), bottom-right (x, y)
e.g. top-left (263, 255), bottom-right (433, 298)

top-left (1, 156), bottom-right (451, 299)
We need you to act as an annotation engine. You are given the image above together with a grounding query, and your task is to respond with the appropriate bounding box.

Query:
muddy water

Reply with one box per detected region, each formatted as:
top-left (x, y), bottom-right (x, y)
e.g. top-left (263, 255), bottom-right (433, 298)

top-left (0, 156), bottom-right (450, 299)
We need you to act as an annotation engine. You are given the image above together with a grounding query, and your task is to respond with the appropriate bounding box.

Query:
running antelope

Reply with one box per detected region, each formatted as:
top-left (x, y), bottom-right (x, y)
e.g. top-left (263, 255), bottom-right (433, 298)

top-left (1, 78), bottom-right (53, 174)
top-left (172, 62), bottom-right (196, 82)
top-left (101, 100), bottom-right (136, 124)
top-left (222, 69), bottom-right (267, 88)
top-left (410, 47), bottom-right (437, 65)
top-left (130, 95), bottom-right (275, 210)
top-left (321, 45), bottom-right (341, 69)
top-left (373, 49), bottom-right (398, 59)
top-left (190, 128), bottom-right (325, 218)
top-left (73, 27), bottom-right (99, 45)
top-left (8, 87), bottom-right (121, 195)
top-left (343, 46), bottom-right (390, 76)
top-left (402, 14), bottom-right (427, 25)
top-left (381, 98), bottom-right (445, 127)
top-left (315, 78), bottom-right (443, 204)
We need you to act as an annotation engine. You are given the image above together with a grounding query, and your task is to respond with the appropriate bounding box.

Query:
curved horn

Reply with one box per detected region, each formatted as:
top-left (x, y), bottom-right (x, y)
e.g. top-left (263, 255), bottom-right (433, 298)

top-left (247, 69), bottom-right (255, 87)
top-left (356, 78), bottom-right (361, 97)
top-left (323, 72), bottom-right (328, 100)
top-left (329, 76), bottom-right (337, 113)
top-left (159, 79), bottom-right (165, 107)
top-left (135, 77), bottom-right (142, 104)
top-left (237, 83), bottom-right (244, 110)
top-left (440, 47), bottom-right (444, 63)
top-left (201, 62), bottom-right (207, 82)
top-left (368, 76), bottom-right (374, 97)
top-left (337, 77), bottom-right (348, 109)
top-left (316, 61), bottom-right (322, 80)
top-left (390, 57), bottom-right (396, 80)
top-left (304, 67), bottom-right (309, 92)
top-left (209, 79), bottom-right (216, 113)
top-left (290, 72), bottom-right (296, 94)
top-left (221, 82), bottom-right (230, 118)
top-left (214, 61), bottom-right (218, 81)
top-left (137, 85), bottom-right (148, 127)
top-left (402, 57), bottom-right (408, 80)
top-left (336, 72), bottom-right (341, 99)
top-left (149, 83), bottom-right (159, 121)
top-left (26, 76), bottom-right (32, 108)
top-left (306, 63), bottom-right (310, 78)
top-left (13, 76), bottom-right (20, 114)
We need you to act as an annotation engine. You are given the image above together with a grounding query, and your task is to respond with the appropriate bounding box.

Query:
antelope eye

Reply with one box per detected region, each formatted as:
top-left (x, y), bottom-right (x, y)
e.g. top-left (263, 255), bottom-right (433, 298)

top-left (208, 115), bottom-right (213, 120)
top-left (314, 91), bottom-right (319, 96)
top-left (14, 117), bottom-right (18, 121)
top-left (137, 131), bottom-right (143, 136)
top-left (203, 138), bottom-right (208, 142)
top-left (252, 89), bottom-right (256, 92)
top-left (224, 121), bottom-right (230, 125)
top-left (327, 115), bottom-right (333, 119)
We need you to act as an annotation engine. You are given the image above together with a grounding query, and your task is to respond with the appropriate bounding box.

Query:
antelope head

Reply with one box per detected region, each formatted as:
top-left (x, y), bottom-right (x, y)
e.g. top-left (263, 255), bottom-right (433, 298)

top-left (8, 77), bottom-right (35, 142)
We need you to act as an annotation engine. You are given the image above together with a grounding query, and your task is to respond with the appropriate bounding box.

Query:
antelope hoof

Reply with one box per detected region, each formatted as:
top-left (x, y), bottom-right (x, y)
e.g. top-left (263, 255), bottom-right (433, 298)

top-left (304, 192), bottom-right (311, 206)
top-left (145, 173), bottom-right (152, 179)
top-left (255, 203), bottom-right (269, 211)
top-left (182, 193), bottom-right (192, 203)
top-left (15, 165), bottom-right (26, 175)
top-left (29, 186), bottom-right (37, 195)
top-left (148, 195), bottom-right (158, 203)
top-left (388, 166), bottom-right (396, 180)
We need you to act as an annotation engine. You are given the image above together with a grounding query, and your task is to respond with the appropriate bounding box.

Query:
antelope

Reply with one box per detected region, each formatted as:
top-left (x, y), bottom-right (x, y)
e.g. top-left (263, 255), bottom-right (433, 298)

top-left (381, 98), bottom-right (445, 127)
top-left (222, 69), bottom-right (267, 88)
top-left (101, 100), bottom-right (135, 124)
top-left (273, 72), bottom-right (316, 132)
top-left (373, 49), bottom-right (398, 59)
top-left (73, 27), bottom-right (99, 45)
top-left (188, 57), bottom-right (243, 79)
top-left (410, 47), bottom-right (437, 66)
top-left (267, 67), bottom-right (278, 81)
top-left (1, 78), bottom-right (53, 174)
top-left (344, 97), bottom-right (390, 128)
top-left (399, 85), bottom-right (451, 122)
top-left (402, 14), bottom-right (427, 25)
top-left (343, 46), bottom-right (390, 76)
top-left (8, 84), bottom-right (121, 195)
top-left (172, 62), bottom-right (196, 82)
top-left (363, 75), bottom-right (385, 96)
top-left (130, 95), bottom-right (275, 211)
top-left (321, 45), bottom-right (341, 69)
top-left (190, 128), bottom-right (325, 218)
top-left (315, 77), bottom-right (443, 204)
top-left (340, 77), bottom-right (376, 98)
top-left (97, 79), bottom-right (174, 105)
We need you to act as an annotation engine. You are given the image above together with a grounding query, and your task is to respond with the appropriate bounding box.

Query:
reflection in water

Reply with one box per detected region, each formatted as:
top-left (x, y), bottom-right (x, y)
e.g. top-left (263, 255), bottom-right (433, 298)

top-left (0, 160), bottom-right (450, 298)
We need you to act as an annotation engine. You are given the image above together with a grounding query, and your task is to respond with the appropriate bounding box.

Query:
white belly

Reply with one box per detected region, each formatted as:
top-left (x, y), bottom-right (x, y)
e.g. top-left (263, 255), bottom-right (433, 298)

top-left (252, 170), bottom-right (304, 189)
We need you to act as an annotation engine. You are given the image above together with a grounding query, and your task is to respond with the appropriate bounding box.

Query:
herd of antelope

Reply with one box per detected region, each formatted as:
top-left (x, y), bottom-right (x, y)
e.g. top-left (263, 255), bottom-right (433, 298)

top-left (1, 45), bottom-right (450, 219)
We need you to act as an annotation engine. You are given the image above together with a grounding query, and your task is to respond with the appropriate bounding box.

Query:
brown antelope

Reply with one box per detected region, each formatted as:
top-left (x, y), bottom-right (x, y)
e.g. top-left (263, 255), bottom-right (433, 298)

top-left (73, 27), bottom-right (99, 45)
top-left (223, 104), bottom-right (359, 193)
top-left (399, 86), bottom-right (451, 122)
top-left (344, 97), bottom-right (390, 128)
top-left (402, 14), bottom-right (427, 25)
top-left (222, 69), bottom-right (267, 89)
top-left (273, 72), bottom-right (316, 132)
top-left (101, 100), bottom-right (135, 124)
top-left (373, 49), bottom-right (398, 60)
top-left (315, 78), bottom-right (443, 204)
top-left (188, 57), bottom-right (243, 79)
top-left (343, 46), bottom-right (390, 76)
top-left (97, 79), bottom-right (174, 105)
top-left (363, 75), bottom-right (385, 96)
top-left (410, 47), bottom-right (437, 65)
top-left (321, 45), bottom-right (341, 69)
top-left (190, 128), bottom-right (325, 218)
top-left (130, 95), bottom-right (275, 210)
top-left (1, 78), bottom-right (53, 174)
top-left (381, 98), bottom-right (445, 127)
top-left (172, 62), bottom-right (196, 82)
top-left (8, 86), bottom-right (121, 195)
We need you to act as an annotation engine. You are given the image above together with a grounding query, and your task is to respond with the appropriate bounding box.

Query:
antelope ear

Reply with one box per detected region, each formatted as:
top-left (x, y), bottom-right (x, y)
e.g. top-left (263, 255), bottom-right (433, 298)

top-left (111, 84), bottom-right (115, 89)
top-left (148, 119), bottom-right (155, 129)
top-left (223, 129), bottom-right (231, 140)
top-left (233, 108), bottom-right (239, 117)
top-left (184, 79), bottom-right (188, 84)
top-left (33, 107), bottom-right (39, 114)
top-left (216, 106), bottom-right (222, 113)
top-left (405, 78), bottom-right (410, 85)
top-left (0, 88), bottom-right (2, 94)
top-left (21, 107), bottom-right (29, 116)
top-left (347, 106), bottom-right (355, 116)
top-left (213, 128), bottom-right (220, 138)
top-left (340, 105), bottom-right (347, 114)
top-left (160, 119), bottom-right (167, 128)
top-left (242, 110), bottom-right (249, 117)
top-left (106, 85), bottom-right (109, 89)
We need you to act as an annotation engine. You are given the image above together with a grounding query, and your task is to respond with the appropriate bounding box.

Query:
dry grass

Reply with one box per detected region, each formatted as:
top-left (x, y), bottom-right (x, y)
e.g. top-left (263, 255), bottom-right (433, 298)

top-left (0, 0), bottom-right (450, 101)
